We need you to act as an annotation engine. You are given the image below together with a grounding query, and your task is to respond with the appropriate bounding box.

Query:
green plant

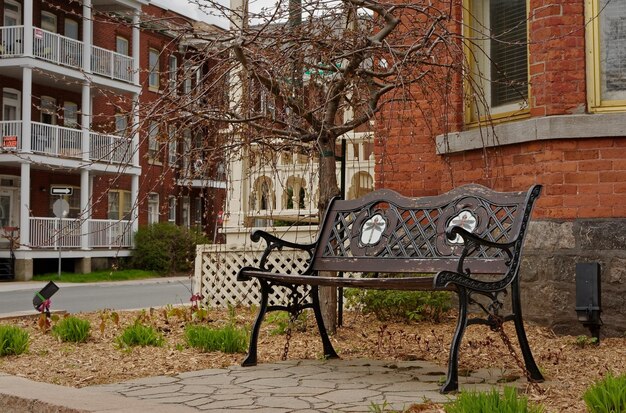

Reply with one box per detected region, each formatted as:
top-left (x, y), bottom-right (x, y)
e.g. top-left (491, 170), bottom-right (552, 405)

top-left (444, 387), bottom-right (544, 413)
top-left (574, 335), bottom-right (599, 348)
top-left (184, 324), bottom-right (248, 353)
top-left (52, 316), bottom-right (91, 343)
top-left (116, 322), bottom-right (164, 348)
top-left (131, 223), bottom-right (208, 273)
top-left (0, 324), bottom-right (30, 356)
top-left (583, 373), bottom-right (626, 413)
top-left (344, 288), bottom-right (452, 323)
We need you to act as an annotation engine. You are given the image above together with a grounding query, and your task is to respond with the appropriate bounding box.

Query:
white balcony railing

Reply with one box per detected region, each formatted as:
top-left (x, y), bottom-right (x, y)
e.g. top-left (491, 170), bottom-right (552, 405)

top-left (31, 121), bottom-right (82, 158)
top-left (5, 121), bottom-right (133, 164)
top-left (0, 25), bottom-right (24, 57)
top-left (88, 219), bottom-right (133, 248)
top-left (91, 45), bottom-right (133, 83)
top-left (90, 132), bottom-right (132, 164)
top-left (0, 26), bottom-right (135, 84)
top-left (29, 217), bottom-right (132, 249)
top-left (33, 28), bottom-right (82, 69)
top-left (0, 120), bottom-right (22, 150)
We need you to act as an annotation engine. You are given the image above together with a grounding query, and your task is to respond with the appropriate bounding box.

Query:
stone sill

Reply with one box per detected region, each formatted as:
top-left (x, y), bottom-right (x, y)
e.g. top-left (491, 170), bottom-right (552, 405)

top-left (435, 113), bottom-right (626, 154)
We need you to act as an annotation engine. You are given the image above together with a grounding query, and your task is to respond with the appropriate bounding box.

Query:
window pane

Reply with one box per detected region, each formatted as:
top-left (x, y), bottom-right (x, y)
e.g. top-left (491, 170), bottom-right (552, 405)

top-left (65, 19), bottom-right (78, 40)
top-left (600, 0), bottom-right (626, 101)
top-left (108, 191), bottom-right (119, 220)
top-left (64, 102), bottom-right (78, 127)
top-left (149, 49), bottom-right (159, 89)
top-left (168, 196), bottom-right (176, 222)
top-left (489, 0), bottom-right (528, 106)
top-left (116, 37), bottom-right (129, 56)
top-left (41, 12), bottom-right (57, 33)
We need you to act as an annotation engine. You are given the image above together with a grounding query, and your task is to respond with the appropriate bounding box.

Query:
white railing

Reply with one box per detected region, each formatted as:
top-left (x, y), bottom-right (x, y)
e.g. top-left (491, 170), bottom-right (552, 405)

top-left (90, 132), bottom-right (132, 164)
top-left (29, 217), bottom-right (132, 249)
top-left (91, 45), bottom-right (133, 83)
top-left (0, 26), bottom-right (135, 84)
top-left (33, 28), bottom-right (82, 69)
top-left (0, 121), bottom-right (22, 149)
top-left (31, 121), bottom-right (82, 158)
top-left (30, 217), bottom-right (81, 248)
top-left (89, 219), bottom-right (133, 248)
top-left (0, 25), bottom-right (24, 57)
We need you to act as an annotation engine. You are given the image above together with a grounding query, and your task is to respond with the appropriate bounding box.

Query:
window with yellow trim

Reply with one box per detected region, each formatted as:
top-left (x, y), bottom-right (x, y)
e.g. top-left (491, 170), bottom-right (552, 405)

top-left (465, 0), bottom-right (529, 121)
top-left (108, 190), bottom-right (132, 220)
top-left (587, 0), bottom-right (626, 110)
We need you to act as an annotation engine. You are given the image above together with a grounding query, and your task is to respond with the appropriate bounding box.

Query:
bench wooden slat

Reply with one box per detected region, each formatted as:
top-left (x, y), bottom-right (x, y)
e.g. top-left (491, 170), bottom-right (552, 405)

top-left (239, 270), bottom-right (456, 291)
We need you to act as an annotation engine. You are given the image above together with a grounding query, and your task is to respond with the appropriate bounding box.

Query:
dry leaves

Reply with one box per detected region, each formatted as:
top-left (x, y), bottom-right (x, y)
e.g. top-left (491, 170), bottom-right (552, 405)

top-left (0, 307), bottom-right (624, 413)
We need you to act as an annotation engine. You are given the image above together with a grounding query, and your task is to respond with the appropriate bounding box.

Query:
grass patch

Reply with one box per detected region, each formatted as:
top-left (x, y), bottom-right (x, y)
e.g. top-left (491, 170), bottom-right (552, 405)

top-left (34, 269), bottom-right (159, 283)
top-left (52, 316), bottom-right (91, 343)
top-left (584, 373), bottom-right (626, 413)
top-left (185, 324), bottom-right (248, 353)
top-left (116, 322), bottom-right (164, 348)
top-left (444, 387), bottom-right (544, 413)
top-left (0, 324), bottom-right (30, 356)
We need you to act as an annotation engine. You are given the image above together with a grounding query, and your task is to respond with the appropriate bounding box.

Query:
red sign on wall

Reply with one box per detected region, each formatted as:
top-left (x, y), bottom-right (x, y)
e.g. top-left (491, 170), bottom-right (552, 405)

top-left (2, 136), bottom-right (18, 148)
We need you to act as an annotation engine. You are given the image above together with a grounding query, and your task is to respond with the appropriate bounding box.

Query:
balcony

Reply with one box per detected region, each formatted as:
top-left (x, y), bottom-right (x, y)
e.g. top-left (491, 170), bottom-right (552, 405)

top-left (1, 120), bottom-right (132, 165)
top-left (0, 26), bottom-right (135, 84)
top-left (29, 217), bottom-right (133, 249)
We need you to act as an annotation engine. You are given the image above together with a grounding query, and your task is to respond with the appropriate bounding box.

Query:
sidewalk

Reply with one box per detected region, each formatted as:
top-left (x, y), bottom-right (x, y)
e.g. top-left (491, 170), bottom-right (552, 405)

top-left (0, 358), bottom-right (533, 412)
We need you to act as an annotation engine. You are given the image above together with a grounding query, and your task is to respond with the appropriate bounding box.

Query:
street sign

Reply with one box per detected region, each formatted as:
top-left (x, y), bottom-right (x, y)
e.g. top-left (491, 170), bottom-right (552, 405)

top-left (51, 187), bottom-right (73, 196)
top-left (52, 199), bottom-right (70, 218)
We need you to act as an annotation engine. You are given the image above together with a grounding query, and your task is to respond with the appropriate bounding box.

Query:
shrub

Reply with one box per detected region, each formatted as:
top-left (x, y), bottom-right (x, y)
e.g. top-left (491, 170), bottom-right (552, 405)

top-left (344, 288), bottom-right (452, 323)
top-left (116, 322), bottom-right (164, 348)
top-left (185, 324), bottom-right (248, 353)
top-left (444, 387), bottom-right (544, 413)
top-left (0, 324), bottom-right (29, 356)
top-left (131, 223), bottom-right (208, 273)
top-left (52, 316), bottom-right (91, 343)
top-left (584, 373), bottom-right (626, 413)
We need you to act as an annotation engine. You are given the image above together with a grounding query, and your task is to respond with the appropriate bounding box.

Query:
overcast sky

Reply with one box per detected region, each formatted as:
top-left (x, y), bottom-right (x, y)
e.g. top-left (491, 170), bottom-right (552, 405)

top-left (151, 0), bottom-right (272, 28)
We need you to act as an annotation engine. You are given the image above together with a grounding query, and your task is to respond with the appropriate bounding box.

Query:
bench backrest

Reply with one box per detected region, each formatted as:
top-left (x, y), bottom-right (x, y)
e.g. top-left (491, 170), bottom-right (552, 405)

top-left (312, 184), bottom-right (541, 275)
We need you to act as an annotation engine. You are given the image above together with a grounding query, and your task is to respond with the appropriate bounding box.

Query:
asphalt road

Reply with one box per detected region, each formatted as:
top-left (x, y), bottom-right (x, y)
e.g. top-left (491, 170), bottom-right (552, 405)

top-left (0, 277), bottom-right (195, 316)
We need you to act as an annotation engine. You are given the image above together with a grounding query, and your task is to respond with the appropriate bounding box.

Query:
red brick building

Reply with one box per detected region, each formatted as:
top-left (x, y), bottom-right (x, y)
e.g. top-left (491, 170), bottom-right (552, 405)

top-left (377, 0), bottom-right (626, 335)
top-left (0, 0), bottom-right (226, 279)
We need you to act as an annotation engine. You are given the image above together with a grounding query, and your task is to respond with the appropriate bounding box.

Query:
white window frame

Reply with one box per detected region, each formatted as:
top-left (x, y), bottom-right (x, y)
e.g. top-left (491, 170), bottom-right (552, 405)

top-left (116, 36), bottom-right (129, 56)
top-left (148, 48), bottom-right (160, 91)
top-left (108, 190), bottom-right (132, 220)
top-left (63, 101), bottom-right (78, 128)
top-left (115, 114), bottom-right (127, 136)
top-left (148, 193), bottom-right (159, 225)
top-left (4, 0), bottom-right (21, 26)
top-left (168, 125), bottom-right (177, 165)
top-left (41, 11), bottom-right (57, 33)
top-left (40, 96), bottom-right (56, 125)
top-left (168, 55), bottom-right (178, 94)
top-left (181, 196), bottom-right (190, 228)
top-left (2, 88), bottom-right (21, 121)
top-left (64, 18), bottom-right (79, 40)
top-left (465, 0), bottom-right (529, 122)
top-left (168, 196), bottom-right (176, 223)
top-left (148, 121), bottom-right (159, 159)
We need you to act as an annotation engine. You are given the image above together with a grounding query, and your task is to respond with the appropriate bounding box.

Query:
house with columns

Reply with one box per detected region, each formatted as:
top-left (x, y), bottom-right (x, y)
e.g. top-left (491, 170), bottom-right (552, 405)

top-left (0, 0), bottom-right (226, 280)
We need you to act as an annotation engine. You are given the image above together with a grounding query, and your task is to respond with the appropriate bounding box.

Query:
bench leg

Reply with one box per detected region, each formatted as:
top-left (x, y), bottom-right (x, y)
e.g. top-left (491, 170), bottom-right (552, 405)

top-left (441, 287), bottom-right (468, 393)
top-left (242, 280), bottom-right (271, 367)
top-left (311, 285), bottom-right (339, 360)
top-left (511, 278), bottom-right (544, 382)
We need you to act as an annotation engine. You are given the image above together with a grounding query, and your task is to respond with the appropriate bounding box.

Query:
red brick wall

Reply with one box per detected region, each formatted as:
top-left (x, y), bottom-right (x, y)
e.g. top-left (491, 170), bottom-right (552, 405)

top-left (376, 1), bottom-right (626, 220)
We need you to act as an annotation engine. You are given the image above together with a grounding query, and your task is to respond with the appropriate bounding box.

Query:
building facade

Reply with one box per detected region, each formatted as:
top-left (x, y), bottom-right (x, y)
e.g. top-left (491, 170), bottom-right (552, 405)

top-left (0, 0), bottom-right (226, 280)
top-left (377, 0), bottom-right (626, 335)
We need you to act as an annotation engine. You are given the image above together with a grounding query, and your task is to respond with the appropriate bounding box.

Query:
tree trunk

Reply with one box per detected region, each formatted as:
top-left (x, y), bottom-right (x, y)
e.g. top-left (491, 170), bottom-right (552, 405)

top-left (317, 137), bottom-right (340, 334)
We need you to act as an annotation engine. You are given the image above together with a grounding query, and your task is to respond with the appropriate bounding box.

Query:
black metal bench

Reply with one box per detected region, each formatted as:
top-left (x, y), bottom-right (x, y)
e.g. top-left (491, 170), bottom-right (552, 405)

top-left (236, 184), bottom-right (544, 392)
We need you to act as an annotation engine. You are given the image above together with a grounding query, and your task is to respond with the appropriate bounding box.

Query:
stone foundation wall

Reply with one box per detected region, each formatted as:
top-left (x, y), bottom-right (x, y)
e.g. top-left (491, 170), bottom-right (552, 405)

top-left (520, 219), bottom-right (626, 337)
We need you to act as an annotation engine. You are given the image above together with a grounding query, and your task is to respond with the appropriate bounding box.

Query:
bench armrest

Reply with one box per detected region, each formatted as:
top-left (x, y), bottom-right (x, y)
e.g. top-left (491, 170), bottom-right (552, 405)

top-left (433, 226), bottom-right (517, 292)
top-left (246, 229), bottom-right (317, 273)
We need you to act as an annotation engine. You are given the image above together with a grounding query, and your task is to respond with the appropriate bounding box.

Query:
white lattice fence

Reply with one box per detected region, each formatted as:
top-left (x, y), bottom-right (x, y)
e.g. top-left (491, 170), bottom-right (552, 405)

top-left (194, 243), bottom-right (312, 308)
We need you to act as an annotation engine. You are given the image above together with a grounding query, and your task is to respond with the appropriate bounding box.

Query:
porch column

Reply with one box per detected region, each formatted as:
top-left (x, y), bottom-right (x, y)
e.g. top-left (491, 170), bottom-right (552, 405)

top-left (132, 94), bottom-right (140, 167)
top-left (131, 174), bottom-right (139, 244)
top-left (80, 169), bottom-right (90, 250)
top-left (132, 11), bottom-right (140, 85)
top-left (81, 82), bottom-right (90, 161)
top-left (19, 163), bottom-right (30, 248)
top-left (82, 0), bottom-right (92, 73)
top-left (23, 0), bottom-right (33, 57)
top-left (21, 67), bottom-right (32, 152)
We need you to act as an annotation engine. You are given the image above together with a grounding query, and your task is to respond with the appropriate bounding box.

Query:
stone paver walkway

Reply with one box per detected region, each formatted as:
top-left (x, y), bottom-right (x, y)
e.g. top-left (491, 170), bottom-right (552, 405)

top-left (90, 359), bottom-right (526, 412)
